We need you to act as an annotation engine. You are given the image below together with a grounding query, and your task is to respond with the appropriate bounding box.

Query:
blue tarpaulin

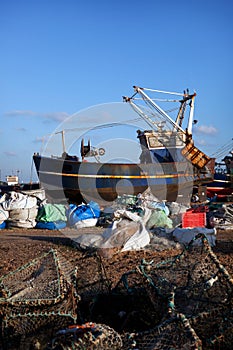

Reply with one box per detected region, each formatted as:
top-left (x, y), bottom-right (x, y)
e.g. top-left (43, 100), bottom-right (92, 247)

top-left (67, 201), bottom-right (100, 227)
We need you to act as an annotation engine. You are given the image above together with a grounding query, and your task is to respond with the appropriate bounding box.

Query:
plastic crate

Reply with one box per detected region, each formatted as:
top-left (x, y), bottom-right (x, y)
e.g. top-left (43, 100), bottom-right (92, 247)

top-left (182, 212), bottom-right (206, 228)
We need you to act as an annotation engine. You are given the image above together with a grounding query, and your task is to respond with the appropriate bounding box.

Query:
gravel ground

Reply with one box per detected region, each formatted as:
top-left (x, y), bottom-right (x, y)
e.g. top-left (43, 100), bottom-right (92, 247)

top-left (0, 226), bottom-right (233, 279)
top-left (0, 226), bottom-right (233, 349)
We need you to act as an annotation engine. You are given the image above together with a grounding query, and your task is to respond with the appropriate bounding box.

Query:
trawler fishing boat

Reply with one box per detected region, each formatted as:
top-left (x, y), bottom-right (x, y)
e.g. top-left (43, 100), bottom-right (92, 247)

top-left (33, 86), bottom-right (215, 204)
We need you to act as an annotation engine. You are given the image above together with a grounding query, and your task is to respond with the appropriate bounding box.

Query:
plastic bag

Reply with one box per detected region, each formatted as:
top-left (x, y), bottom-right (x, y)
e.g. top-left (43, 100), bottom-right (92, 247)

top-left (37, 204), bottom-right (67, 222)
top-left (67, 201), bottom-right (100, 227)
top-left (147, 210), bottom-right (173, 229)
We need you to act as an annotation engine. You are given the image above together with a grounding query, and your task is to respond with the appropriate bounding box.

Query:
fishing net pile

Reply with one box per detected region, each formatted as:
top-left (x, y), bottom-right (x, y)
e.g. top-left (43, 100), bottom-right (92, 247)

top-left (46, 322), bottom-right (123, 350)
top-left (0, 249), bottom-right (79, 344)
top-left (113, 233), bottom-right (233, 349)
top-left (0, 234), bottom-right (232, 349)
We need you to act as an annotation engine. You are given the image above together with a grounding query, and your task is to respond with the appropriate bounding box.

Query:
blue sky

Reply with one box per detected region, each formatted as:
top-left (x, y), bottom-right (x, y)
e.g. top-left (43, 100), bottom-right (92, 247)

top-left (0, 0), bottom-right (232, 182)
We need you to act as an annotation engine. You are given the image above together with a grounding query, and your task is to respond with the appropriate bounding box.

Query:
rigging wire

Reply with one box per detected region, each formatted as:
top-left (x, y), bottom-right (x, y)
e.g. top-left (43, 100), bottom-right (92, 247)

top-left (210, 138), bottom-right (233, 158)
top-left (137, 93), bottom-right (184, 133)
top-left (41, 103), bottom-right (180, 140)
top-left (39, 90), bottom-right (188, 142)
top-left (132, 97), bottom-right (181, 102)
top-left (141, 87), bottom-right (184, 96)
top-left (43, 117), bottom-right (144, 138)
top-left (211, 139), bottom-right (233, 155)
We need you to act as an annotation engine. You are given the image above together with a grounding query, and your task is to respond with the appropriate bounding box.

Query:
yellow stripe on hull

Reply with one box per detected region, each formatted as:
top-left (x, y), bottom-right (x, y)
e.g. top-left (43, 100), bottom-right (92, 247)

top-left (38, 170), bottom-right (193, 180)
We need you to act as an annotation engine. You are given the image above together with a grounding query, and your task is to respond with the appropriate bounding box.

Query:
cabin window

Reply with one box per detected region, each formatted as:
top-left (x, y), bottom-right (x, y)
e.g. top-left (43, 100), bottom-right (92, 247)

top-left (148, 137), bottom-right (159, 148)
top-left (148, 134), bottom-right (185, 149)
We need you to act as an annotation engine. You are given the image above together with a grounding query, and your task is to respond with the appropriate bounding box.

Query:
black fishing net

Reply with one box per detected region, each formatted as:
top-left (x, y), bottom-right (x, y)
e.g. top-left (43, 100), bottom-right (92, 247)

top-left (46, 322), bottom-right (123, 350)
top-left (0, 234), bottom-right (232, 349)
top-left (111, 233), bottom-right (233, 349)
top-left (0, 249), bottom-right (79, 342)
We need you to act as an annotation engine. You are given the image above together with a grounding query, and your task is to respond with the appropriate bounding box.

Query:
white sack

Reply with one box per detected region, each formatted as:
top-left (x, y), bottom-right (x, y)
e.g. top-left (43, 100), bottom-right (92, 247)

top-left (121, 222), bottom-right (150, 251)
top-left (9, 207), bottom-right (38, 221)
top-left (101, 220), bottom-right (140, 249)
top-left (102, 209), bottom-right (151, 251)
top-left (114, 207), bottom-right (151, 225)
top-left (73, 218), bottom-right (98, 229)
top-left (0, 191), bottom-right (37, 210)
top-left (73, 209), bottom-right (151, 251)
top-left (21, 188), bottom-right (46, 202)
top-left (74, 220), bottom-right (141, 250)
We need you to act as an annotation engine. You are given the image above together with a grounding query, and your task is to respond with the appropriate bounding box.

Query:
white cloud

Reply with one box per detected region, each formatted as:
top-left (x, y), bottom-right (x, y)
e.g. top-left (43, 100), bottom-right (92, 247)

top-left (195, 125), bottom-right (218, 135)
top-left (4, 110), bottom-right (70, 122)
top-left (16, 127), bottom-right (27, 132)
top-left (196, 138), bottom-right (207, 146)
top-left (33, 136), bottom-right (45, 144)
top-left (4, 151), bottom-right (17, 157)
top-left (5, 110), bottom-right (37, 117)
top-left (42, 112), bottom-right (70, 122)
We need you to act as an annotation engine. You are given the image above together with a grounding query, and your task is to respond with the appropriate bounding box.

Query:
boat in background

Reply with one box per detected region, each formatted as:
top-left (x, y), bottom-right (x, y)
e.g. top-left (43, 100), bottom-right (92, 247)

top-left (0, 175), bottom-right (41, 196)
top-left (0, 175), bottom-right (40, 195)
top-left (206, 148), bottom-right (233, 201)
top-left (33, 86), bottom-right (215, 205)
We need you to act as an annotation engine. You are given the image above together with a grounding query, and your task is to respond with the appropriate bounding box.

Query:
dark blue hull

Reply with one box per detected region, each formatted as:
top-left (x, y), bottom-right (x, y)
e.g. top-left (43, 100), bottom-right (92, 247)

top-left (33, 155), bottom-right (212, 204)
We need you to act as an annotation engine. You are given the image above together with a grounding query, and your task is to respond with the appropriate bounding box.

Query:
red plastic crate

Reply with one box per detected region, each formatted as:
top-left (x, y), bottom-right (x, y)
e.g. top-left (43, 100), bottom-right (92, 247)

top-left (182, 212), bottom-right (206, 228)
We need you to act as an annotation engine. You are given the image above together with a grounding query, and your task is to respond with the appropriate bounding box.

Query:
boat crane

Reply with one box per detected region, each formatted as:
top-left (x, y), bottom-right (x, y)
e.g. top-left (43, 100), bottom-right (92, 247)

top-left (123, 86), bottom-right (211, 170)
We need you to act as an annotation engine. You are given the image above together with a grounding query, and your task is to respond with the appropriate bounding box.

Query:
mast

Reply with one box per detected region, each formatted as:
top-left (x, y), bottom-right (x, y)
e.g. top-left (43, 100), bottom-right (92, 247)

top-left (55, 130), bottom-right (66, 153)
top-left (175, 89), bottom-right (189, 127)
top-left (187, 93), bottom-right (196, 136)
top-left (61, 130), bottom-right (66, 153)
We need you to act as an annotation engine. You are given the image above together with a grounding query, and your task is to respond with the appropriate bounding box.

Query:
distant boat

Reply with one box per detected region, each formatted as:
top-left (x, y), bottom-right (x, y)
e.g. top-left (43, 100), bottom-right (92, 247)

top-left (206, 149), bottom-right (233, 200)
top-left (33, 86), bottom-right (215, 205)
top-left (0, 176), bottom-right (40, 195)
